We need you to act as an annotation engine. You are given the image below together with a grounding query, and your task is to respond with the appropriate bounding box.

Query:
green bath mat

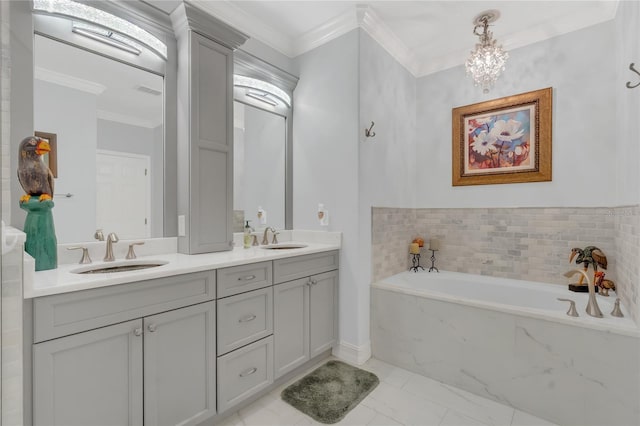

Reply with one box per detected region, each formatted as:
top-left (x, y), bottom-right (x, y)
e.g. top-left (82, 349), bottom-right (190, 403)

top-left (281, 360), bottom-right (379, 424)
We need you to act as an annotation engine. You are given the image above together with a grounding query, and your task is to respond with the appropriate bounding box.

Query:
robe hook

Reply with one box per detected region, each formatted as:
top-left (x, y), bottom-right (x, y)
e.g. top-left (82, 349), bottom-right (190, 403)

top-left (626, 63), bottom-right (640, 89)
top-left (365, 121), bottom-right (376, 138)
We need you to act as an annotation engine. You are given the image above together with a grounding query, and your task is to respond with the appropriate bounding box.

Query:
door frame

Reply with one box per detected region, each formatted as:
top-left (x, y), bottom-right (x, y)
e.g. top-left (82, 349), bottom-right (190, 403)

top-left (96, 149), bottom-right (152, 238)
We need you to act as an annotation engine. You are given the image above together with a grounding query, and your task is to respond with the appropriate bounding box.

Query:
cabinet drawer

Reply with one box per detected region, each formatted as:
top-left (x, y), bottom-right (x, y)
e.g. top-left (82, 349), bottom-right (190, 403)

top-left (217, 261), bottom-right (272, 298)
top-left (273, 251), bottom-right (339, 284)
top-left (33, 271), bottom-right (216, 343)
top-left (217, 287), bottom-right (273, 355)
top-left (217, 336), bottom-right (273, 413)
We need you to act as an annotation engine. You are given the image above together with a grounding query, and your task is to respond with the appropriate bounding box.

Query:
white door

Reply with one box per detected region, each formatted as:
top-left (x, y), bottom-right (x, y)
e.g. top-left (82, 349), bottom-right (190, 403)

top-left (96, 150), bottom-right (151, 239)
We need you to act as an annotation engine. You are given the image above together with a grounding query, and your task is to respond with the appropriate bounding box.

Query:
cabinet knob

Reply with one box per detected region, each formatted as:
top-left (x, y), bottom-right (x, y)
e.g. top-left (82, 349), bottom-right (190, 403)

top-left (147, 324), bottom-right (157, 332)
top-left (311, 279), bottom-right (317, 285)
top-left (238, 314), bottom-right (257, 323)
top-left (133, 328), bottom-right (143, 337)
top-left (239, 367), bottom-right (257, 377)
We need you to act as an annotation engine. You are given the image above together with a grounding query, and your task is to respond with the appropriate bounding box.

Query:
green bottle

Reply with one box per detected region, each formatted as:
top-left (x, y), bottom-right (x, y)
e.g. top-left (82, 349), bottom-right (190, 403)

top-left (243, 220), bottom-right (252, 249)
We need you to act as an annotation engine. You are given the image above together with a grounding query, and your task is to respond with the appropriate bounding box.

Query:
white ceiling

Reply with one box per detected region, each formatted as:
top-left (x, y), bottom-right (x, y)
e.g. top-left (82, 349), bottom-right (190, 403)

top-left (185, 0), bottom-right (619, 77)
top-left (34, 35), bottom-right (164, 128)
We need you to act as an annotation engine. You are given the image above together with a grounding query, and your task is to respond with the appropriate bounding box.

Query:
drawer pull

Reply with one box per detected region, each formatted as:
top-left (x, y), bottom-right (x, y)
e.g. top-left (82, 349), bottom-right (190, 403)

top-left (238, 275), bottom-right (256, 281)
top-left (238, 314), bottom-right (257, 323)
top-left (239, 367), bottom-right (257, 377)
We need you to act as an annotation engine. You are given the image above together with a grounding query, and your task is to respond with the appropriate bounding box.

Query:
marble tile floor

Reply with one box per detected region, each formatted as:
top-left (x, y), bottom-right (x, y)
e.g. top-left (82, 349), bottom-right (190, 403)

top-left (218, 357), bottom-right (557, 426)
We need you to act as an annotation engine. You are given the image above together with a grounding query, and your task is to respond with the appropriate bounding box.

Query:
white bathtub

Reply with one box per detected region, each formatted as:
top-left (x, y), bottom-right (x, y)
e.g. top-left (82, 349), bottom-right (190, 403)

top-left (371, 271), bottom-right (640, 426)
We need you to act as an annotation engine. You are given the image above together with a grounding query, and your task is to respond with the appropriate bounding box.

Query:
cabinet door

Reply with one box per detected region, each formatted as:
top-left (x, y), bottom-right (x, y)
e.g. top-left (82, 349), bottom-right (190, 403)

top-left (273, 278), bottom-right (309, 378)
top-left (33, 319), bottom-right (143, 426)
top-left (185, 31), bottom-right (233, 254)
top-left (144, 301), bottom-right (216, 426)
top-left (309, 270), bottom-right (338, 358)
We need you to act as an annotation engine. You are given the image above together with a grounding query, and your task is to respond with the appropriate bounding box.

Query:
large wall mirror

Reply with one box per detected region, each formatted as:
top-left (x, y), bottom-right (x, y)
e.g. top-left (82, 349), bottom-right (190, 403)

top-left (233, 50), bottom-right (298, 232)
top-left (28, 1), bottom-right (177, 243)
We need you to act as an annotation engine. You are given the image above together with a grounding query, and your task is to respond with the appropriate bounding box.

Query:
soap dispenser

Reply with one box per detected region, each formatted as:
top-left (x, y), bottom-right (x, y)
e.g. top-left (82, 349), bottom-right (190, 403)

top-left (243, 220), bottom-right (253, 249)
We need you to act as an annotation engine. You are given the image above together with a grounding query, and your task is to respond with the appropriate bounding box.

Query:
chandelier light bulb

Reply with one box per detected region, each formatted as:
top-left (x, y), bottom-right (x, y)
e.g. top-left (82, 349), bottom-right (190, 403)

top-left (465, 11), bottom-right (508, 93)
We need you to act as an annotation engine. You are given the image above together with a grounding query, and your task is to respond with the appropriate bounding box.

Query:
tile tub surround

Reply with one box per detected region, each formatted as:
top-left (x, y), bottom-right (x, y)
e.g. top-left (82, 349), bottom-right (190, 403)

top-left (613, 206), bottom-right (639, 324)
top-left (371, 285), bottom-right (640, 426)
top-left (371, 206), bottom-right (639, 324)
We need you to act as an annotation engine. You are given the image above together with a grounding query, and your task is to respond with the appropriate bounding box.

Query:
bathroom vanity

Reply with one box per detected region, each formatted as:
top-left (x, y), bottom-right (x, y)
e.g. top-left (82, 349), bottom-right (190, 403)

top-left (25, 242), bottom-right (340, 425)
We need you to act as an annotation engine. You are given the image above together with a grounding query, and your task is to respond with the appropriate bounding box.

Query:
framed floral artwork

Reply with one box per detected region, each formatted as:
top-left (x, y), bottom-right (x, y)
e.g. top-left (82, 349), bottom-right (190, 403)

top-left (452, 87), bottom-right (552, 186)
top-left (35, 131), bottom-right (58, 178)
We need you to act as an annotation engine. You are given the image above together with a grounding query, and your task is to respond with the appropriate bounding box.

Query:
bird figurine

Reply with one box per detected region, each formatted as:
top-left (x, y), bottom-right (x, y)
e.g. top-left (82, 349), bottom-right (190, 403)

top-left (18, 136), bottom-right (54, 203)
top-left (594, 271), bottom-right (616, 296)
top-left (569, 246), bottom-right (608, 286)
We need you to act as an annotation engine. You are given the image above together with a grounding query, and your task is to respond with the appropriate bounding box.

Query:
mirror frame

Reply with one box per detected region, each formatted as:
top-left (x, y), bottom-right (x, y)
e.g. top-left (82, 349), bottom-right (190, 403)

top-left (233, 50), bottom-right (298, 229)
top-left (25, 0), bottom-right (178, 239)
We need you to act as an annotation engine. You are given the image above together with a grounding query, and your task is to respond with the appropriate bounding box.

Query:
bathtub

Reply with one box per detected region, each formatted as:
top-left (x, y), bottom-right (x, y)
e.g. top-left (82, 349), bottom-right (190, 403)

top-left (371, 271), bottom-right (640, 426)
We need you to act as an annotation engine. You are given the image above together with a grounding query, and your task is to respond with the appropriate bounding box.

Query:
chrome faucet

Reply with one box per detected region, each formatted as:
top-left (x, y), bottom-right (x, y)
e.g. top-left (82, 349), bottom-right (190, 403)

top-left (104, 232), bottom-right (119, 262)
top-left (262, 227), bottom-right (277, 245)
top-left (564, 269), bottom-right (603, 318)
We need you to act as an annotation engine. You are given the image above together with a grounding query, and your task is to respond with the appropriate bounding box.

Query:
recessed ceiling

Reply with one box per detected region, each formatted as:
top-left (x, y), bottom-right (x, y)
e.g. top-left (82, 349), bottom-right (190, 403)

top-left (190, 0), bottom-right (619, 77)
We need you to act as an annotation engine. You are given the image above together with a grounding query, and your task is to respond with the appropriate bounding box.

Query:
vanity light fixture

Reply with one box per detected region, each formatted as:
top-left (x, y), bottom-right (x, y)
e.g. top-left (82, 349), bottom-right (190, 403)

top-left (234, 75), bottom-right (291, 107)
top-left (465, 10), bottom-right (509, 93)
top-left (72, 22), bottom-right (142, 56)
top-left (246, 91), bottom-right (279, 107)
top-left (32, 0), bottom-right (167, 59)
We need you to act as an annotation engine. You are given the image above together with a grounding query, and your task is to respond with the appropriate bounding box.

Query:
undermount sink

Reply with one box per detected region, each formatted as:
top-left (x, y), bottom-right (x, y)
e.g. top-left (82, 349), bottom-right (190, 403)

top-left (260, 243), bottom-right (308, 250)
top-left (71, 260), bottom-right (168, 274)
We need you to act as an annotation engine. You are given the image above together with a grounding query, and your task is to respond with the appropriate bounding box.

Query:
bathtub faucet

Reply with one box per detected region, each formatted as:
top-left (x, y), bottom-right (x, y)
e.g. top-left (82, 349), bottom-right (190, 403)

top-left (563, 269), bottom-right (603, 318)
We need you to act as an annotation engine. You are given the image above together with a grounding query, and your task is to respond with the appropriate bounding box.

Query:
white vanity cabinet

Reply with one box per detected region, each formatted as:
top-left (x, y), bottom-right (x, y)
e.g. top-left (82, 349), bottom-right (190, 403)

top-left (31, 271), bottom-right (217, 426)
top-left (273, 252), bottom-right (339, 379)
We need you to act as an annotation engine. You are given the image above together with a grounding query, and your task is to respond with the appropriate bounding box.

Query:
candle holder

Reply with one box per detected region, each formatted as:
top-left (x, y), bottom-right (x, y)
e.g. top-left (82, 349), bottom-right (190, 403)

top-left (409, 253), bottom-right (425, 273)
top-left (428, 249), bottom-right (439, 273)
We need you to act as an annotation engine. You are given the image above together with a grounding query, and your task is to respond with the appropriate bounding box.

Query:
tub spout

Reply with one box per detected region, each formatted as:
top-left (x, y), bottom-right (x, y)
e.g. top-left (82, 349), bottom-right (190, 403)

top-left (563, 269), bottom-right (603, 318)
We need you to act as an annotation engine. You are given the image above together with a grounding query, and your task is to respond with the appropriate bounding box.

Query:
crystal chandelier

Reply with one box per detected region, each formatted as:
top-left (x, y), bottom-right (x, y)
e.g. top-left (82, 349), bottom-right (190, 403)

top-left (465, 11), bottom-right (508, 94)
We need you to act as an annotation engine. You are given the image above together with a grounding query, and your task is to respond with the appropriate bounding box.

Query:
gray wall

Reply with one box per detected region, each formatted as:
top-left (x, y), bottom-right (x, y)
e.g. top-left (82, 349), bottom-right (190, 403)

top-left (240, 38), bottom-right (297, 77)
top-left (97, 119), bottom-right (164, 237)
top-left (416, 20), bottom-right (617, 208)
top-left (357, 30), bottom-right (417, 352)
top-left (34, 80), bottom-right (98, 244)
top-left (615, 0), bottom-right (640, 204)
top-left (293, 30), bottom-right (360, 347)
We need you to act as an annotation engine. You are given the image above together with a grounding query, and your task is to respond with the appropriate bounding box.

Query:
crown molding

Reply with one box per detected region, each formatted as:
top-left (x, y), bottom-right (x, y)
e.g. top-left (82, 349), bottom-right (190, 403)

top-left (356, 6), bottom-right (420, 77)
top-left (291, 9), bottom-right (359, 57)
top-left (171, 1), bottom-right (248, 50)
top-left (97, 109), bottom-right (161, 129)
top-left (188, 0), bottom-right (290, 54)
top-left (191, 2), bottom-right (620, 79)
top-left (234, 49), bottom-right (298, 95)
top-left (35, 66), bottom-right (106, 95)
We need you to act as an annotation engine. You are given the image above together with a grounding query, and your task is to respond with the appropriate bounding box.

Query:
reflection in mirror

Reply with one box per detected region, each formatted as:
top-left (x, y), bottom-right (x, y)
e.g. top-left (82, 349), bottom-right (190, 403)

top-left (233, 102), bottom-right (285, 232)
top-left (34, 35), bottom-right (164, 243)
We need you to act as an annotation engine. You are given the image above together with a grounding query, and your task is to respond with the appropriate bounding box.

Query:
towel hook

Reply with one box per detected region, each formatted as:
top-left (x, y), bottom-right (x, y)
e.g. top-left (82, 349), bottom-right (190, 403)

top-left (626, 63), bottom-right (640, 89)
top-left (365, 121), bottom-right (376, 138)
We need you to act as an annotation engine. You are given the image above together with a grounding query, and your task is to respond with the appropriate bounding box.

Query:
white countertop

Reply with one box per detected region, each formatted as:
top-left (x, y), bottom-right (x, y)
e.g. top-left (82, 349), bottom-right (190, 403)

top-left (26, 233), bottom-right (340, 299)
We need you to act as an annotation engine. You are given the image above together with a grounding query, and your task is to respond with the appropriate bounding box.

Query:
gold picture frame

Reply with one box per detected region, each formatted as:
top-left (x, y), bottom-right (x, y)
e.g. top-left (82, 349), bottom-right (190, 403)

top-left (452, 87), bottom-right (552, 186)
top-left (35, 131), bottom-right (58, 178)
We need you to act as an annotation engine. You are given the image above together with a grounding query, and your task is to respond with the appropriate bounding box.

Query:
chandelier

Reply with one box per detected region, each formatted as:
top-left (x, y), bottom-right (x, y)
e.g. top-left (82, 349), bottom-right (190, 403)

top-left (465, 11), bottom-right (508, 93)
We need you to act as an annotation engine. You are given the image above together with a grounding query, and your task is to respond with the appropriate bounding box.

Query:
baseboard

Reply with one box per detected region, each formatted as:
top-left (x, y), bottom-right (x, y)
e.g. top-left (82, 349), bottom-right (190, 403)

top-left (332, 340), bottom-right (371, 365)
